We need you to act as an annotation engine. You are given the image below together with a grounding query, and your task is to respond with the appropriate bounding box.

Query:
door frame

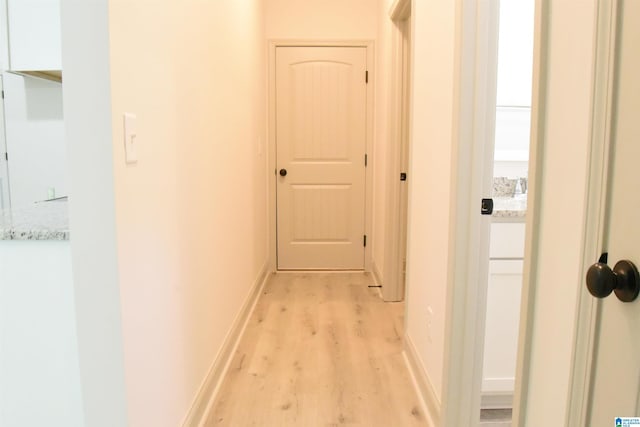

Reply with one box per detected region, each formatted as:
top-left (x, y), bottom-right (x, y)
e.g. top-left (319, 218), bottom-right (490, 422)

top-left (0, 75), bottom-right (11, 210)
top-left (440, 0), bottom-right (544, 424)
top-left (565, 0), bottom-right (618, 424)
top-left (267, 40), bottom-right (375, 272)
top-left (381, 0), bottom-right (412, 302)
top-left (440, 0), bottom-right (503, 424)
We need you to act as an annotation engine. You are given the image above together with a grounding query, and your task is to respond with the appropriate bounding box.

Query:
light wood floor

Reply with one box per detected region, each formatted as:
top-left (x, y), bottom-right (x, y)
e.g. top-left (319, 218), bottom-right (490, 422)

top-left (206, 272), bottom-right (430, 426)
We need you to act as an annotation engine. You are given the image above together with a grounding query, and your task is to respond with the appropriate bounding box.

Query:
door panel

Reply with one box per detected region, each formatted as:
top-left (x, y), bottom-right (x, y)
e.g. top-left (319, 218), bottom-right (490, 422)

top-left (588, 2), bottom-right (640, 424)
top-left (276, 47), bottom-right (367, 270)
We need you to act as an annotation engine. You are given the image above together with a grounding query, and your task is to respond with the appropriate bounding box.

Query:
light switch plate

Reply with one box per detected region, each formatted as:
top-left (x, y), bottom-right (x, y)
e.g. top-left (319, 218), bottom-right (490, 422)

top-left (123, 113), bottom-right (138, 164)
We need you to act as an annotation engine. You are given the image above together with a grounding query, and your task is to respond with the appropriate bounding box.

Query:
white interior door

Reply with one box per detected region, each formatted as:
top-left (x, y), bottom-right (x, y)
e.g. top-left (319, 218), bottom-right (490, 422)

top-left (276, 47), bottom-right (367, 270)
top-left (587, 2), bottom-right (640, 424)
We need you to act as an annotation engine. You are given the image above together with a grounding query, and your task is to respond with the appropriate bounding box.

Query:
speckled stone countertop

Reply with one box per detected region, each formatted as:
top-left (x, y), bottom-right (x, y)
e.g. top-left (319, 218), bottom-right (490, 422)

top-left (0, 200), bottom-right (69, 241)
top-left (492, 196), bottom-right (527, 220)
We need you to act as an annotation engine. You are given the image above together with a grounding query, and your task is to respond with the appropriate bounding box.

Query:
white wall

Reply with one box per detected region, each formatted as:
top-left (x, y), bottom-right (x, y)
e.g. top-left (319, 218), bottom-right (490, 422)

top-left (108, 1), bottom-right (268, 426)
top-left (0, 0), bottom-right (8, 71)
top-left (492, 0), bottom-right (534, 180)
top-left (63, 1), bottom-right (269, 425)
top-left (496, 0), bottom-right (535, 107)
top-left (61, 1), bottom-right (128, 425)
top-left (0, 241), bottom-right (83, 427)
top-left (3, 72), bottom-right (67, 207)
top-left (265, 0), bottom-right (377, 39)
top-left (0, 0), bottom-right (7, 208)
top-left (521, 0), bottom-right (596, 424)
top-left (404, 0), bottom-right (457, 403)
top-left (372, 0), bottom-right (394, 280)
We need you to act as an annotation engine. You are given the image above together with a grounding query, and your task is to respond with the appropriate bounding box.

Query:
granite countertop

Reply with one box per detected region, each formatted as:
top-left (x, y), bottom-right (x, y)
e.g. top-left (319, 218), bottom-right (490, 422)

top-left (492, 196), bottom-right (527, 219)
top-left (0, 200), bottom-right (69, 241)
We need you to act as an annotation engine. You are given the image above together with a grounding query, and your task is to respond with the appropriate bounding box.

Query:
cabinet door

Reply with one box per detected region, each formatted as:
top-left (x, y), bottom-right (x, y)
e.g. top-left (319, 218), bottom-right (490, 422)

top-left (7, 0), bottom-right (62, 71)
top-left (482, 260), bottom-right (524, 398)
top-left (489, 222), bottom-right (526, 259)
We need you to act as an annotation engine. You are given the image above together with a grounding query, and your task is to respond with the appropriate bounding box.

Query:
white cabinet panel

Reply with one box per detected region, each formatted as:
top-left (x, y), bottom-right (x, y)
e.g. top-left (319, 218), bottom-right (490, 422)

top-left (482, 260), bottom-right (524, 398)
top-left (489, 222), bottom-right (526, 259)
top-left (0, 241), bottom-right (83, 426)
top-left (7, 0), bottom-right (62, 71)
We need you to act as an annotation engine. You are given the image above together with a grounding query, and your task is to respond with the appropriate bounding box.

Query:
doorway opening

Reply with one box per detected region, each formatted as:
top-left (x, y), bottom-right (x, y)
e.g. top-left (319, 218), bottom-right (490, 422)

top-left (479, 1), bottom-right (535, 423)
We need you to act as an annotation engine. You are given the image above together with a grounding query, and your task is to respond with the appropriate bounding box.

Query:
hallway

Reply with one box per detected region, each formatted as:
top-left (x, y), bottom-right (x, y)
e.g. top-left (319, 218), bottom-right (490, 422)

top-left (206, 272), bottom-right (429, 426)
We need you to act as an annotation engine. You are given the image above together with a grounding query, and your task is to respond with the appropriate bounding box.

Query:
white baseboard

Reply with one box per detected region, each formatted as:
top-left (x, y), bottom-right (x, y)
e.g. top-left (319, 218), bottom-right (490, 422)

top-left (481, 377), bottom-right (514, 409)
top-left (481, 392), bottom-right (513, 410)
top-left (403, 334), bottom-right (442, 427)
top-left (181, 263), bottom-right (271, 427)
top-left (371, 260), bottom-right (383, 285)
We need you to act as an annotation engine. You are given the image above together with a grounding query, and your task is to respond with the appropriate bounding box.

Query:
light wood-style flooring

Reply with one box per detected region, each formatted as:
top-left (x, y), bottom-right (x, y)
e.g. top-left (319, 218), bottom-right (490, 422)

top-left (206, 272), bottom-right (430, 426)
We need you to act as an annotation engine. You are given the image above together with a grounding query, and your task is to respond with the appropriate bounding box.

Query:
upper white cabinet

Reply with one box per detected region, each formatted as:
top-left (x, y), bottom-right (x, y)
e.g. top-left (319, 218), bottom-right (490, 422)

top-left (7, 0), bottom-right (62, 71)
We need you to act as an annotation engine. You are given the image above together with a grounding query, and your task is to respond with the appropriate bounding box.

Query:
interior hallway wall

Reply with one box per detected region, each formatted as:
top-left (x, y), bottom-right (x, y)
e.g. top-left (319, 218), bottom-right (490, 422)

top-left (108, 1), bottom-right (268, 425)
top-left (403, 0), bottom-right (457, 404)
top-left (372, 0), bottom-right (394, 282)
top-left (265, 0), bottom-right (377, 39)
top-left (62, 1), bottom-right (268, 425)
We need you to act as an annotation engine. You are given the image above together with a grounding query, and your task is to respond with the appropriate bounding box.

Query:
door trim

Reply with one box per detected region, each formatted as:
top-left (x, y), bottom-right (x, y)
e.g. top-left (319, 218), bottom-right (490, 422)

top-left (565, 0), bottom-right (618, 424)
top-left (440, 0), bottom-right (502, 424)
top-left (382, 0), bottom-right (411, 302)
top-left (0, 76), bottom-right (12, 210)
top-left (441, 0), bottom-right (544, 424)
top-left (510, 0), bottom-right (549, 424)
top-left (267, 40), bottom-right (375, 272)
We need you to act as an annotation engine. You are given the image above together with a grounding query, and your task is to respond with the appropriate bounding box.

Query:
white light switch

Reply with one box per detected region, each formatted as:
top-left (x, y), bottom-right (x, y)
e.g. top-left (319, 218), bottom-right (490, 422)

top-left (123, 113), bottom-right (138, 164)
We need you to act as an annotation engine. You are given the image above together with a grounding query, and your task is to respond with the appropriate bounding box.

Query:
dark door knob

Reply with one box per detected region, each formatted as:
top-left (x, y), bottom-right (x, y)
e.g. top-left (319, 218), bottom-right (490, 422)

top-left (279, 169), bottom-right (287, 177)
top-left (586, 259), bottom-right (640, 302)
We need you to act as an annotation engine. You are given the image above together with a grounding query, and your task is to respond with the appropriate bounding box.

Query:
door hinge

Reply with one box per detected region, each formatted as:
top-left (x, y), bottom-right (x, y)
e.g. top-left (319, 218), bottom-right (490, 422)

top-left (400, 172), bottom-right (407, 181)
top-left (363, 235), bottom-right (367, 247)
top-left (365, 70), bottom-right (369, 84)
top-left (365, 154), bottom-right (368, 167)
top-left (4, 152), bottom-right (7, 161)
top-left (1, 90), bottom-right (4, 99)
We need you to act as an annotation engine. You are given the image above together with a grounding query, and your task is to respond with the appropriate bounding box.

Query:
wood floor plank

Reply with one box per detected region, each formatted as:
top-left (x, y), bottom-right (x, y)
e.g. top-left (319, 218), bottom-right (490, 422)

top-left (206, 272), bottom-right (429, 426)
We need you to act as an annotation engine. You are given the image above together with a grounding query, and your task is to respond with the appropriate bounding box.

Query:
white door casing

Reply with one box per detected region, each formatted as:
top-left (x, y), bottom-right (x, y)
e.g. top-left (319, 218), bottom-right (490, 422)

top-left (275, 46), bottom-right (367, 270)
top-left (0, 76), bottom-right (11, 209)
top-left (383, 0), bottom-right (412, 303)
top-left (440, 0), bottom-right (502, 424)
